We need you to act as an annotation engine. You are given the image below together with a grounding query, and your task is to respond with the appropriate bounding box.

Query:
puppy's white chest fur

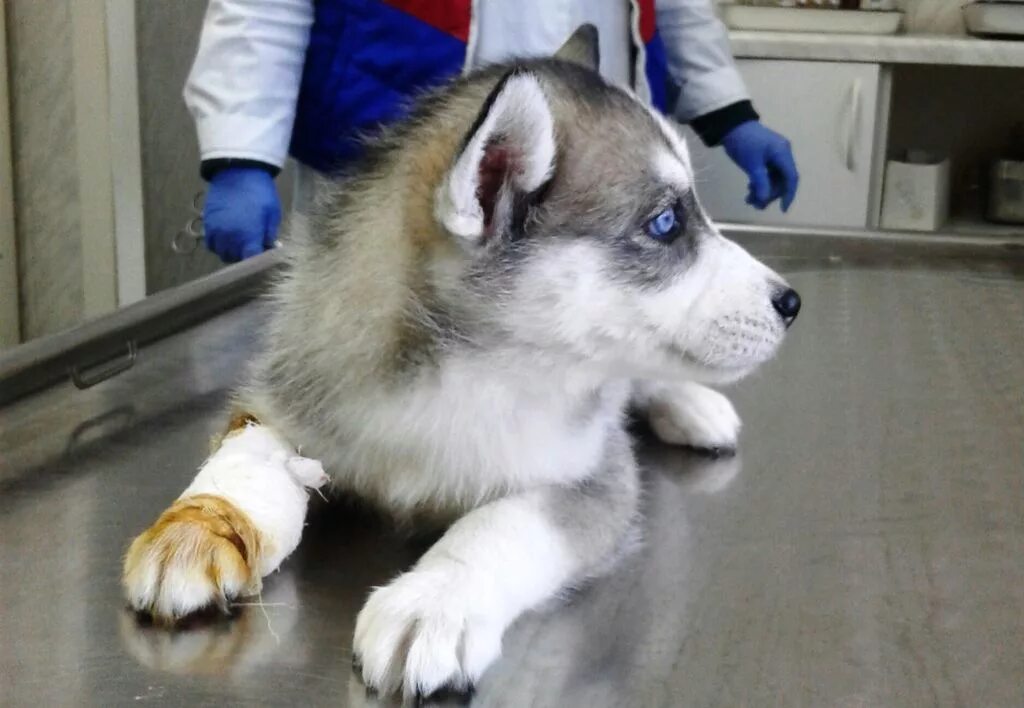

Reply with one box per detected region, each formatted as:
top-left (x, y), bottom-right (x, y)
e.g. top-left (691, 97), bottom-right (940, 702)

top-left (332, 356), bottom-right (631, 514)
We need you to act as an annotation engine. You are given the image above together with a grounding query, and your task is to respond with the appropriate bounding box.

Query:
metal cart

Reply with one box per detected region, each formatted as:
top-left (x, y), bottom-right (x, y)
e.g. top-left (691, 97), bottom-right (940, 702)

top-left (2, 232), bottom-right (1022, 707)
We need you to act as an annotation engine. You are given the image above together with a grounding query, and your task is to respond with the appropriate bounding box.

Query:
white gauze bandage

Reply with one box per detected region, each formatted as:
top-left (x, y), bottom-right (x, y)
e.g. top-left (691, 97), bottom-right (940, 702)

top-left (180, 424), bottom-right (329, 576)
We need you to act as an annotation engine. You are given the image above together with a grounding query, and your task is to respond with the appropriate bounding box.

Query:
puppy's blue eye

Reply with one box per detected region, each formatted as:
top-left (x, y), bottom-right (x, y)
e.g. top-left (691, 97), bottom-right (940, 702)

top-left (645, 205), bottom-right (683, 242)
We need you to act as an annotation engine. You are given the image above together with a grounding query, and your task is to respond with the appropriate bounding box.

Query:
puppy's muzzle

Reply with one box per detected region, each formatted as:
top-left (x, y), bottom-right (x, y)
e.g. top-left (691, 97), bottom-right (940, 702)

top-left (771, 288), bottom-right (801, 328)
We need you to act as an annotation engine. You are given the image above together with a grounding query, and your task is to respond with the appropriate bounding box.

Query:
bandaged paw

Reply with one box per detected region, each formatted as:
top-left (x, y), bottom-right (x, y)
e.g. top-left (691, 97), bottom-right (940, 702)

top-left (180, 424), bottom-right (328, 573)
top-left (123, 424), bottom-right (327, 623)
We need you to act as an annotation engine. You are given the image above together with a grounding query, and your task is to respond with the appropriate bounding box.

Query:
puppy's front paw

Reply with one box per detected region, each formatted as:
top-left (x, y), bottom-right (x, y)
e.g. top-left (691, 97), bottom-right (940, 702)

top-left (646, 382), bottom-right (741, 453)
top-left (354, 566), bottom-right (503, 698)
top-left (122, 494), bottom-right (262, 624)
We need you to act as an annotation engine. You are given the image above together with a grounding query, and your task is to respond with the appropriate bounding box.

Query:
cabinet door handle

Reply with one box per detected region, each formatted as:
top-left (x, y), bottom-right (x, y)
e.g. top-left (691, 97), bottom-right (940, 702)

top-left (844, 78), bottom-right (863, 173)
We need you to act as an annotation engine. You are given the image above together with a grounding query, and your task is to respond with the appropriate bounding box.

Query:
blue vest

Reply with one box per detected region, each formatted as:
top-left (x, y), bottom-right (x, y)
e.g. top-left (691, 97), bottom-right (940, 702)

top-left (290, 0), bottom-right (670, 173)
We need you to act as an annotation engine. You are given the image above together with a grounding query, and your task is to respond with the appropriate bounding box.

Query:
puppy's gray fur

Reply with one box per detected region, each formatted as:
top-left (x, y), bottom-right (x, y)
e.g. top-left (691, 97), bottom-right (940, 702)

top-left (125, 27), bottom-right (797, 698)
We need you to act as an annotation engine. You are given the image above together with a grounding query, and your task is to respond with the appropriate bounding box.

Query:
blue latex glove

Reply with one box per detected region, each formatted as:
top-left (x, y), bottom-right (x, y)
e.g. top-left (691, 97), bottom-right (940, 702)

top-left (721, 121), bottom-right (799, 212)
top-left (204, 167), bottom-right (281, 262)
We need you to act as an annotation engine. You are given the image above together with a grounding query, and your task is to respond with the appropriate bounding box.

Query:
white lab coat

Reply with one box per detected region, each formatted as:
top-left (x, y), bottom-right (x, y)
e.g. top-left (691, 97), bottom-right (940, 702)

top-left (185, 0), bottom-right (748, 170)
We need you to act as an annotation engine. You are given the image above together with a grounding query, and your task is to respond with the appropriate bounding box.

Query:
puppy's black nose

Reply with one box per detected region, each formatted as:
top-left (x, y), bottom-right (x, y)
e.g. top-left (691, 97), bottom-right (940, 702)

top-left (772, 288), bottom-right (801, 327)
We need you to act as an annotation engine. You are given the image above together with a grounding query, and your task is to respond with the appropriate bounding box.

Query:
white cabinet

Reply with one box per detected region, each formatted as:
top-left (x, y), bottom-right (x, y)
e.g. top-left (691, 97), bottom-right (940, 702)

top-left (687, 60), bottom-right (890, 229)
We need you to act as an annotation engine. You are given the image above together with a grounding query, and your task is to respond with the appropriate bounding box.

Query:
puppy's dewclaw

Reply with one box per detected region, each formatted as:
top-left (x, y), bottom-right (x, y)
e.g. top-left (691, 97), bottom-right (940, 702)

top-left (122, 424), bottom-right (327, 623)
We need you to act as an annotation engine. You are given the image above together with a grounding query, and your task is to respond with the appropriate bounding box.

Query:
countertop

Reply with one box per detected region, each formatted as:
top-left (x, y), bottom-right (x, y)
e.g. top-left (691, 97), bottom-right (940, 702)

top-left (729, 30), bottom-right (1024, 67)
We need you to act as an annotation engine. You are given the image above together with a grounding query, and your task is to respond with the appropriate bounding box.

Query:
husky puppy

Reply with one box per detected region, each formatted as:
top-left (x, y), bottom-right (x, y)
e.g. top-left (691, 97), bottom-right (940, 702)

top-left (123, 27), bottom-right (800, 698)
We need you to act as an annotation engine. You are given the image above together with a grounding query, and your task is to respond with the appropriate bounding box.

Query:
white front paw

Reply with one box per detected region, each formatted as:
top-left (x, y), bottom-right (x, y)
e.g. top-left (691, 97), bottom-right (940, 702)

top-left (647, 383), bottom-right (741, 453)
top-left (353, 565), bottom-right (504, 698)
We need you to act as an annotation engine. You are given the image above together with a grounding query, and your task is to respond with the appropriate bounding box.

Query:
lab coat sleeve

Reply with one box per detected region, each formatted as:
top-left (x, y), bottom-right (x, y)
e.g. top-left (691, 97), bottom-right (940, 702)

top-left (184, 0), bottom-right (314, 169)
top-left (656, 0), bottom-right (750, 123)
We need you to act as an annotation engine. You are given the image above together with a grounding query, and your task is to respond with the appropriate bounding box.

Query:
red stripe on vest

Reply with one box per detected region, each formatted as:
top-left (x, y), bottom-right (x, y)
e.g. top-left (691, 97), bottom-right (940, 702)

top-left (636, 0), bottom-right (656, 42)
top-left (381, 0), bottom-right (472, 42)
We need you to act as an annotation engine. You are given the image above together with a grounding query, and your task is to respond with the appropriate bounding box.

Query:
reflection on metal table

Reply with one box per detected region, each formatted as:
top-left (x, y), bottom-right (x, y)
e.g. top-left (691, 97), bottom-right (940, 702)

top-left (2, 233), bottom-right (1023, 707)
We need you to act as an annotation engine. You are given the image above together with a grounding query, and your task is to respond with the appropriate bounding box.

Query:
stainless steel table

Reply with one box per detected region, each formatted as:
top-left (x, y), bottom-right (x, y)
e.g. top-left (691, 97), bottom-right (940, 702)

top-left (2, 234), bottom-right (1023, 707)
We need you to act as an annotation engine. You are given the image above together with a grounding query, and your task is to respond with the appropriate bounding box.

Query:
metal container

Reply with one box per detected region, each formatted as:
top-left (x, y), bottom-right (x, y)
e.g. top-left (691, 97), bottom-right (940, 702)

top-left (987, 159), bottom-right (1024, 225)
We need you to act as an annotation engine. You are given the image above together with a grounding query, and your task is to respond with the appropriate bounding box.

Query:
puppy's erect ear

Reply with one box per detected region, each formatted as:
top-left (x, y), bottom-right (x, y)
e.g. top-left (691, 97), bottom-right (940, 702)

top-left (435, 71), bottom-right (555, 243)
top-left (554, 24), bottom-right (600, 72)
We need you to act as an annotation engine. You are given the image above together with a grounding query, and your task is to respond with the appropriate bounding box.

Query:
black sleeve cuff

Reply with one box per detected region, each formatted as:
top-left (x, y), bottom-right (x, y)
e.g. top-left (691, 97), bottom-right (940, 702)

top-left (200, 158), bottom-right (280, 182)
top-left (689, 100), bottom-right (760, 147)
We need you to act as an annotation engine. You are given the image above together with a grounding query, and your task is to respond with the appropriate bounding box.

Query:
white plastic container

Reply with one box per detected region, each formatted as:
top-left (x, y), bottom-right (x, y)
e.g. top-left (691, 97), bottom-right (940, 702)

top-left (964, 2), bottom-right (1024, 38)
top-left (880, 154), bottom-right (951, 232)
top-left (720, 6), bottom-right (903, 33)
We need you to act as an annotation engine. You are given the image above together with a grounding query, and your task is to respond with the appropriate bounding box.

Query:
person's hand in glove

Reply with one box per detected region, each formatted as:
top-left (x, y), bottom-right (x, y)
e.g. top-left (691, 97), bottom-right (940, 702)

top-left (204, 167), bottom-right (281, 262)
top-left (721, 121), bottom-right (799, 212)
